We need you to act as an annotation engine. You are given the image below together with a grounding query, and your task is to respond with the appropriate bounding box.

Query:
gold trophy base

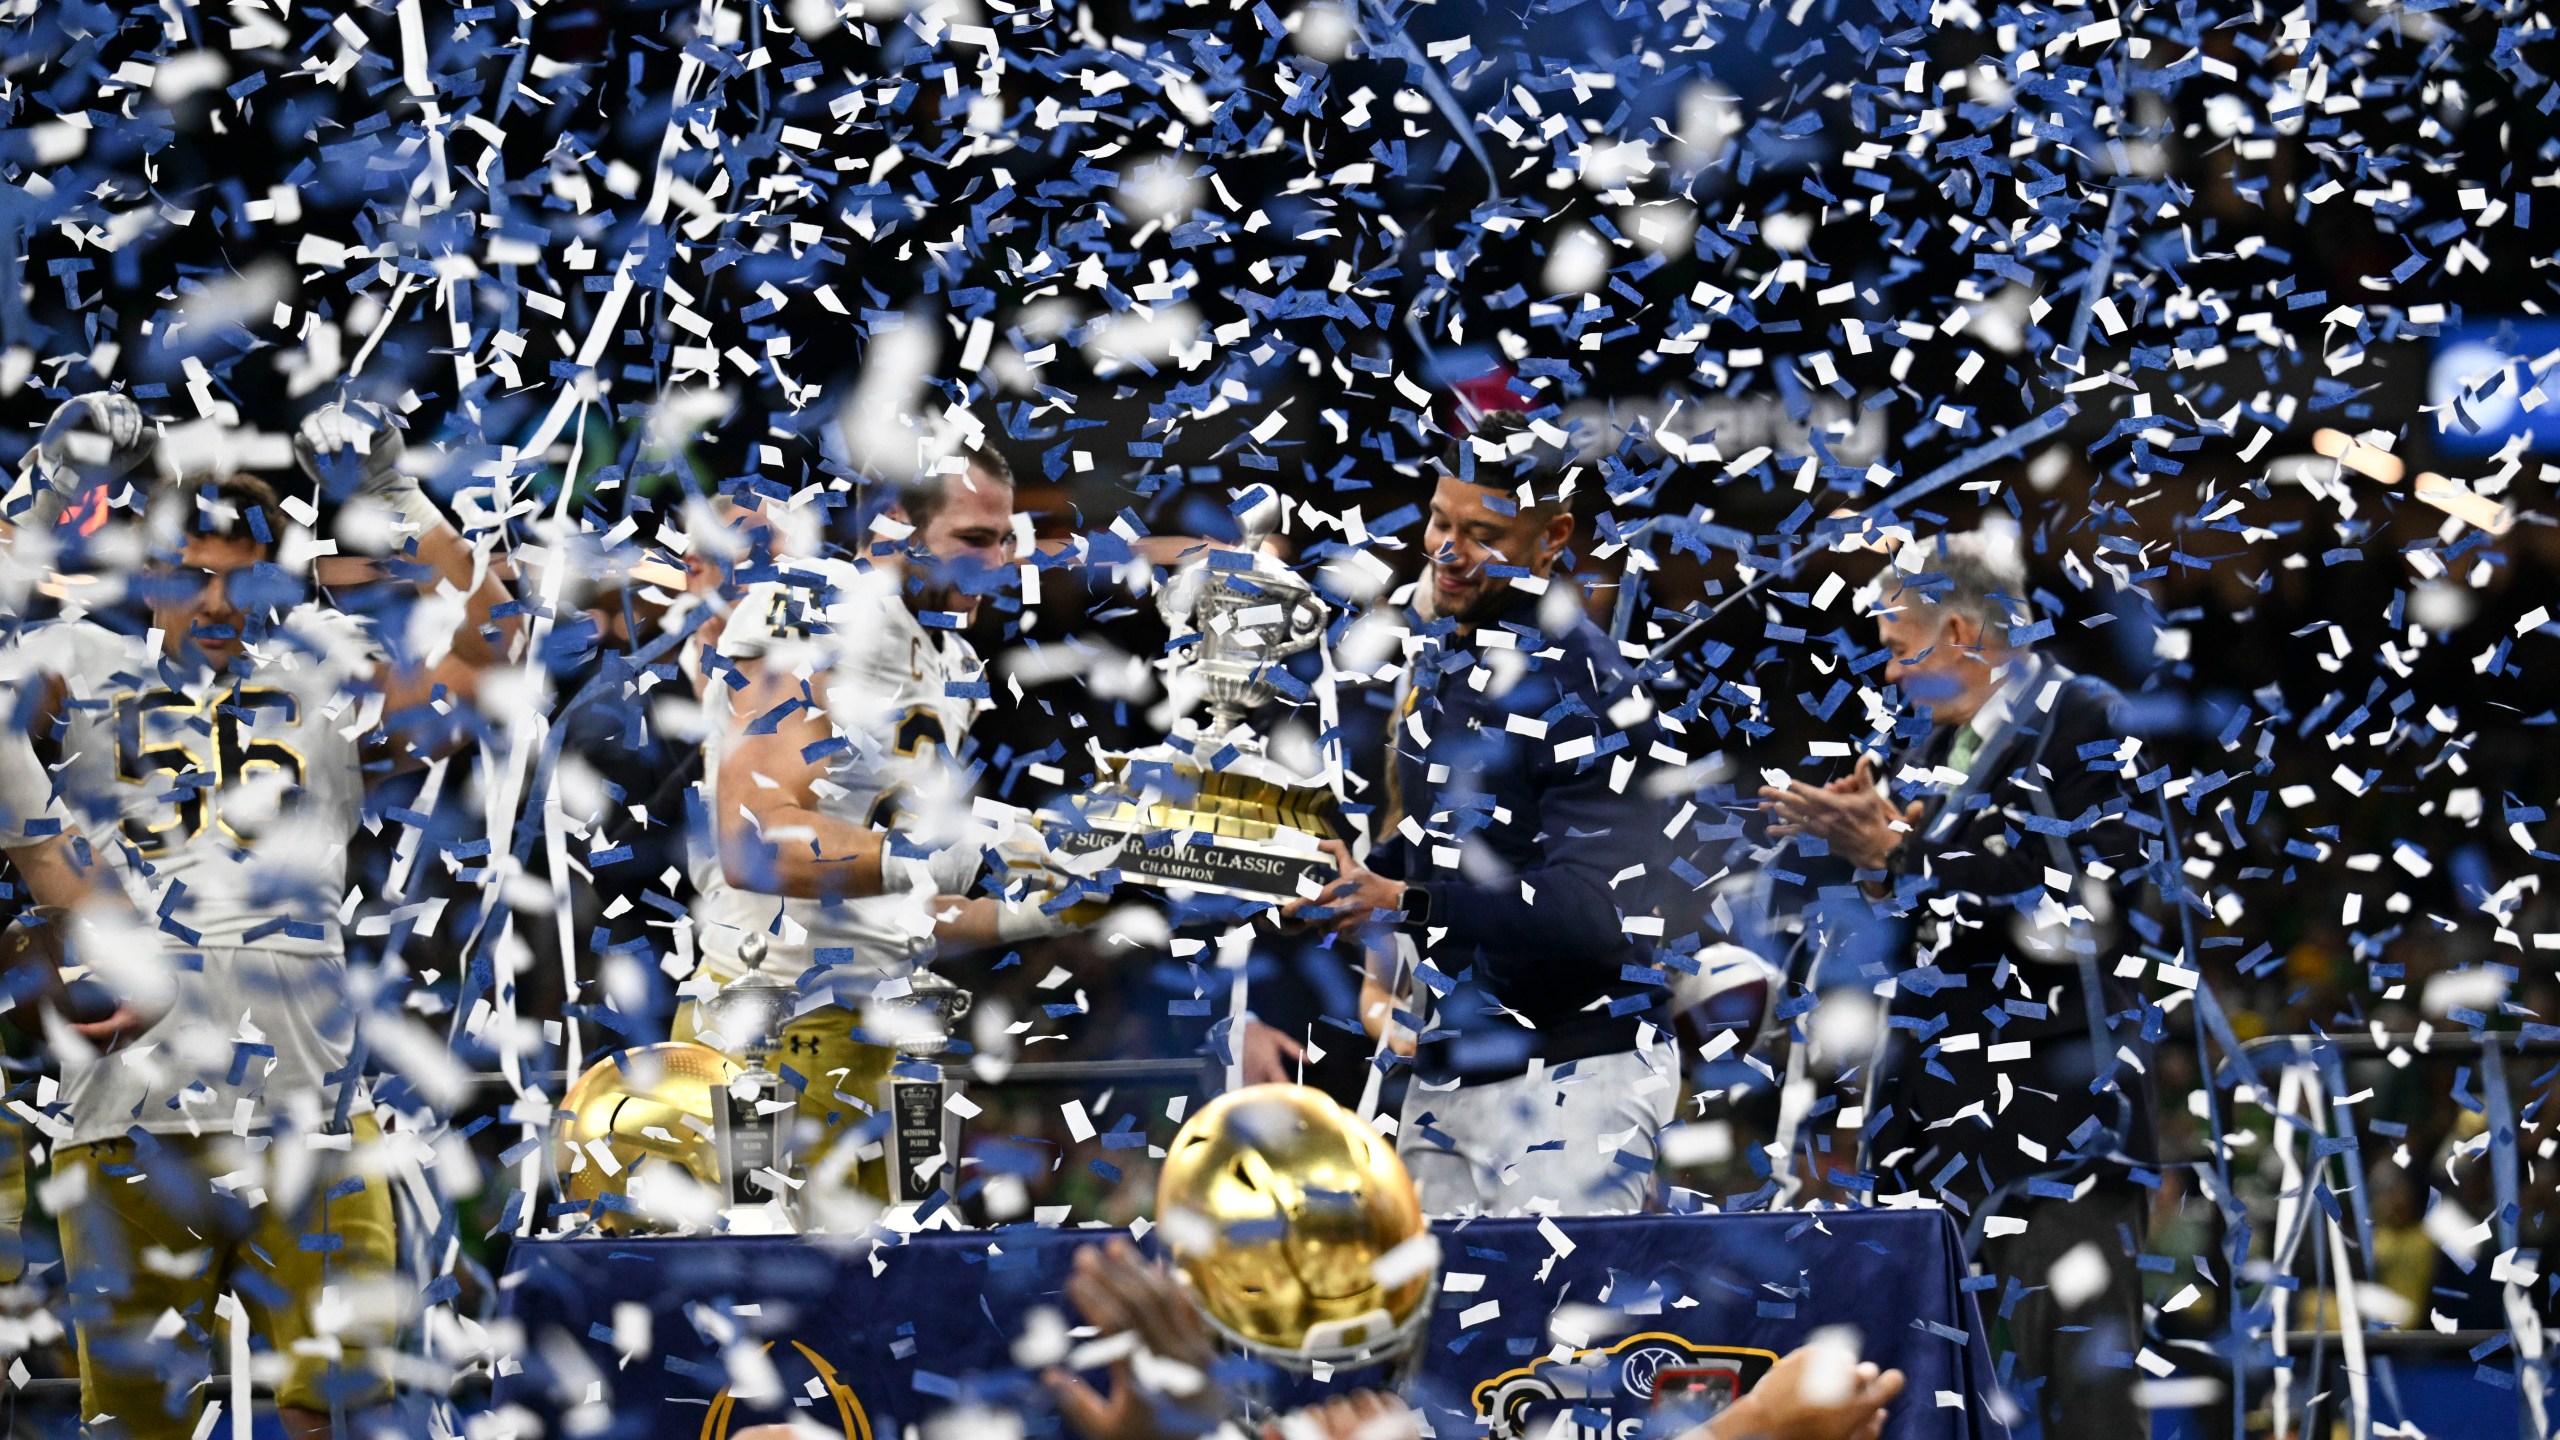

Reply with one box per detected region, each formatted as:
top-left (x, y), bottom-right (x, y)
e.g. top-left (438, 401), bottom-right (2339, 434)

top-left (1056, 744), bottom-right (1339, 903)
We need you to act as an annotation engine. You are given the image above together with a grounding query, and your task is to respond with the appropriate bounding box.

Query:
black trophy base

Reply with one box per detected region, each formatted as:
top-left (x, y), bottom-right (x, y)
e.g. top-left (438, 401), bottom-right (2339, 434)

top-left (713, 1079), bottom-right (789, 1207)
top-left (887, 1074), bottom-right (948, 1203)
top-left (1053, 824), bottom-right (1332, 901)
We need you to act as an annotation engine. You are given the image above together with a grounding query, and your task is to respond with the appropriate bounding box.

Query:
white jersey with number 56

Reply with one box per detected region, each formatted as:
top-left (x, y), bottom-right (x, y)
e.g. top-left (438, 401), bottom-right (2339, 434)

top-left (6, 612), bottom-right (378, 956)
top-left (693, 559), bottom-right (987, 984)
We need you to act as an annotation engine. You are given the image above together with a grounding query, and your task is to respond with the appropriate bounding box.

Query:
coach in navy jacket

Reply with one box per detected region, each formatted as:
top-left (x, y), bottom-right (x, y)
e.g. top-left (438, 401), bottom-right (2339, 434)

top-left (1309, 414), bottom-right (1676, 1216)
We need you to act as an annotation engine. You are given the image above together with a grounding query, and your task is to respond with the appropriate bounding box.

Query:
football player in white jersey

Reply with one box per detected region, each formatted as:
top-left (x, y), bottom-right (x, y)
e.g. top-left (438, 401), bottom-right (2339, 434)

top-left (682, 444), bottom-right (1096, 1205)
top-left (0, 395), bottom-right (516, 1439)
top-left (0, 723), bottom-right (125, 1287)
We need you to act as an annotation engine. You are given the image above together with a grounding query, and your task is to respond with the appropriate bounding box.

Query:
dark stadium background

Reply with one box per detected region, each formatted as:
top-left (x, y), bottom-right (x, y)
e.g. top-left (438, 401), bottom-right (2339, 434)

top-left (0, 0), bottom-right (2553, 1376)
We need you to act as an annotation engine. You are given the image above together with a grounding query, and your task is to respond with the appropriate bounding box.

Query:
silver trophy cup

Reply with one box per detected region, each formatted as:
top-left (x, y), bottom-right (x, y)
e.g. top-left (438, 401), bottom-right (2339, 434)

top-left (1050, 488), bottom-right (1340, 901)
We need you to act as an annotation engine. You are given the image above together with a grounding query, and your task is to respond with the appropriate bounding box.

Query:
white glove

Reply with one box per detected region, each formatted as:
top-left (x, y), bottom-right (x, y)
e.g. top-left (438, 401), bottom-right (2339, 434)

top-left (985, 808), bottom-right (1108, 939)
top-left (294, 399), bottom-right (433, 528)
top-left (981, 808), bottom-right (1072, 897)
top-left (877, 832), bottom-right (986, 897)
top-left (926, 830), bottom-right (988, 895)
top-left (885, 804), bottom-right (1105, 934)
top-left (15, 392), bottom-right (154, 528)
top-left (881, 852), bottom-right (940, 897)
top-left (993, 894), bottom-right (1083, 943)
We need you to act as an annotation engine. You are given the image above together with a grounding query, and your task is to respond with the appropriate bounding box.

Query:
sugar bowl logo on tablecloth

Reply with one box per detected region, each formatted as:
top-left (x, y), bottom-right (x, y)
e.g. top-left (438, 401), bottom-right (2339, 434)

top-left (1472, 1332), bottom-right (1781, 1440)
top-left (700, 1339), bottom-right (872, 1440)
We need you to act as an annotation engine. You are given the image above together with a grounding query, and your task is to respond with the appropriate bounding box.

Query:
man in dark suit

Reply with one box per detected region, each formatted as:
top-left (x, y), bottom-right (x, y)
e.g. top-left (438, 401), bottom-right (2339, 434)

top-left (1762, 531), bottom-right (2157, 1440)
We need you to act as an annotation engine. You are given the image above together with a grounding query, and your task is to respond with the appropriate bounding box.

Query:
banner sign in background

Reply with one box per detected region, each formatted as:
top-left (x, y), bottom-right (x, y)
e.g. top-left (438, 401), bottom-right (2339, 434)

top-left (491, 1210), bottom-right (2008, 1440)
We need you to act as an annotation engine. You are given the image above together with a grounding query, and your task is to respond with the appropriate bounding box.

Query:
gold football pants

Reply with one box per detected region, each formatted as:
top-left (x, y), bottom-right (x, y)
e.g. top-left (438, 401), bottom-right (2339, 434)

top-left (55, 1116), bottom-right (396, 1437)
top-left (0, 1113), bottom-right (24, 1285)
top-left (673, 999), bottom-right (895, 1202)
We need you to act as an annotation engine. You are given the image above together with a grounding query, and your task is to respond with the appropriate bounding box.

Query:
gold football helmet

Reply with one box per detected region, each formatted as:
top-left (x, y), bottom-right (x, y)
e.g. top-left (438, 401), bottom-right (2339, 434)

top-left (555, 1041), bottom-right (741, 1234)
top-left (1154, 1084), bottom-right (1436, 1372)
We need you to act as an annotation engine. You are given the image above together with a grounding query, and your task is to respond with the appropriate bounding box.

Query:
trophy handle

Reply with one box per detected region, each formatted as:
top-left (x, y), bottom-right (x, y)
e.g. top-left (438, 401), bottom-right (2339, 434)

top-left (1265, 590), bottom-right (1328, 661)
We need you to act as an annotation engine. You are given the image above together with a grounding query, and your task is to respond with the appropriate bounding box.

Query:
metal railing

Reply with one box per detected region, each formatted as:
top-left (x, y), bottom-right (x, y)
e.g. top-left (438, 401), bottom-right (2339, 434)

top-left (2236, 1027), bottom-right (2560, 1440)
top-left (2240, 1030), bottom-right (2560, 1065)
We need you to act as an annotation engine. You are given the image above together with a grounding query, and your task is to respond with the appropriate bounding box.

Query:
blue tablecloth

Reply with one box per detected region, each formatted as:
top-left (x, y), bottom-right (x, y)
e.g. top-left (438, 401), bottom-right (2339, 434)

top-left (491, 1209), bottom-right (2006, 1440)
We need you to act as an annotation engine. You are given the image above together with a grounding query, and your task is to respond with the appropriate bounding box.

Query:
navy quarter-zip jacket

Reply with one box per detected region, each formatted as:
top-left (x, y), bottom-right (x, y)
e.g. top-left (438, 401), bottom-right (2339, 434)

top-left (1365, 587), bottom-right (1673, 1085)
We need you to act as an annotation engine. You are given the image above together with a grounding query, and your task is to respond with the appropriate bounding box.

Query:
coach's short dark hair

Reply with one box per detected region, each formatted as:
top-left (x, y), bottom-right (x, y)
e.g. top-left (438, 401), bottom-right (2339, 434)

top-left (900, 444), bottom-right (1014, 529)
top-left (1442, 411), bottom-right (1575, 521)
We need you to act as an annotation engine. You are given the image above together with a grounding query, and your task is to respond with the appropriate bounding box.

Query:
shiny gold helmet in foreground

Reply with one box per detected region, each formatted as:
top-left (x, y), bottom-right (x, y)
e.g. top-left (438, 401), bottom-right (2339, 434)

top-left (1155, 1084), bottom-right (1436, 1372)
top-left (555, 1041), bottom-right (741, 1234)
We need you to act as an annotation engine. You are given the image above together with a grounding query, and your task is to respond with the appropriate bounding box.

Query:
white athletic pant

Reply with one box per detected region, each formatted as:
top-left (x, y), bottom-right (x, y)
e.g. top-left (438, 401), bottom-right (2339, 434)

top-left (1395, 1043), bottom-right (1679, 1217)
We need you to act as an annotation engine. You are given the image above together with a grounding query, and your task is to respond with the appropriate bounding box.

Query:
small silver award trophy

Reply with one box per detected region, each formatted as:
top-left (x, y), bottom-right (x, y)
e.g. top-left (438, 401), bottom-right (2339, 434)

top-left (1052, 489), bottom-right (1341, 900)
top-left (696, 944), bottom-right (798, 1232)
top-left (870, 969), bottom-right (975, 1206)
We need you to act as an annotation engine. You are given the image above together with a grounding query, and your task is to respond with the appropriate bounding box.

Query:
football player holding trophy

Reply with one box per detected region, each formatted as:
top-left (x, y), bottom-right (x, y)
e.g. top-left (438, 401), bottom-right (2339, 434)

top-left (681, 449), bottom-right (1090, 1220)
top-left (1049, 487), bottom-right (1343, 906)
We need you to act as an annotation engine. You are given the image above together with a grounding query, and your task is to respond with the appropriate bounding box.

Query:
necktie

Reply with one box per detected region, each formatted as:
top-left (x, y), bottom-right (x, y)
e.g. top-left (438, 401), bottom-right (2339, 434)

top-left (1947, 724), bottom-right (1982, 777)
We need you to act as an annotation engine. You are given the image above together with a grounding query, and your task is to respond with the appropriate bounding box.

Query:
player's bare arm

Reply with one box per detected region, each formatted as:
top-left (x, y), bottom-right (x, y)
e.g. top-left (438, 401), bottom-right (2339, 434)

top-left (0, 720), bottom-right (121, 922)
top-left (0, 689), bottom-right (151, 1045)
top-left (1, 834), bottom-right (98, 914)
top-left (295, 400), bottom-right (525, 768)
top-left (0, 829), bottom-right (148, 1050)
top-left (397, 510), bottom-right (522, 685)
top-left (716, 657), bottom-right (891, 902)
top-left (0, 677), bottom-right (96, 912)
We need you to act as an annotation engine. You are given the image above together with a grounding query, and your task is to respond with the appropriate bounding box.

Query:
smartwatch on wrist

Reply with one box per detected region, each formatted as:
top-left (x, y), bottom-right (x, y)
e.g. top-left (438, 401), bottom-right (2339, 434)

top-left (1393, 883), bottom-right (1435, 932)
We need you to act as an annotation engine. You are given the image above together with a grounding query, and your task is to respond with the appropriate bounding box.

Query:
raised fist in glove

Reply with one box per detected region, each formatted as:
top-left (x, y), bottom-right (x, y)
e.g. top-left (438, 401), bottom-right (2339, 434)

top-left (293, 398), bottom-right (410, 502)
top-left (17, 392), bottom-right (156, 525)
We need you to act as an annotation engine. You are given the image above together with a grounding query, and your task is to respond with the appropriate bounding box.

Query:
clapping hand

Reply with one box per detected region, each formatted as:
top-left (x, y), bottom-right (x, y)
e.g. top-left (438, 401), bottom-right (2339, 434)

top-left (1044, 1239), bottom-right (1227, 1440)
top-left (1759, 756), bottom-right (1923, 873)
